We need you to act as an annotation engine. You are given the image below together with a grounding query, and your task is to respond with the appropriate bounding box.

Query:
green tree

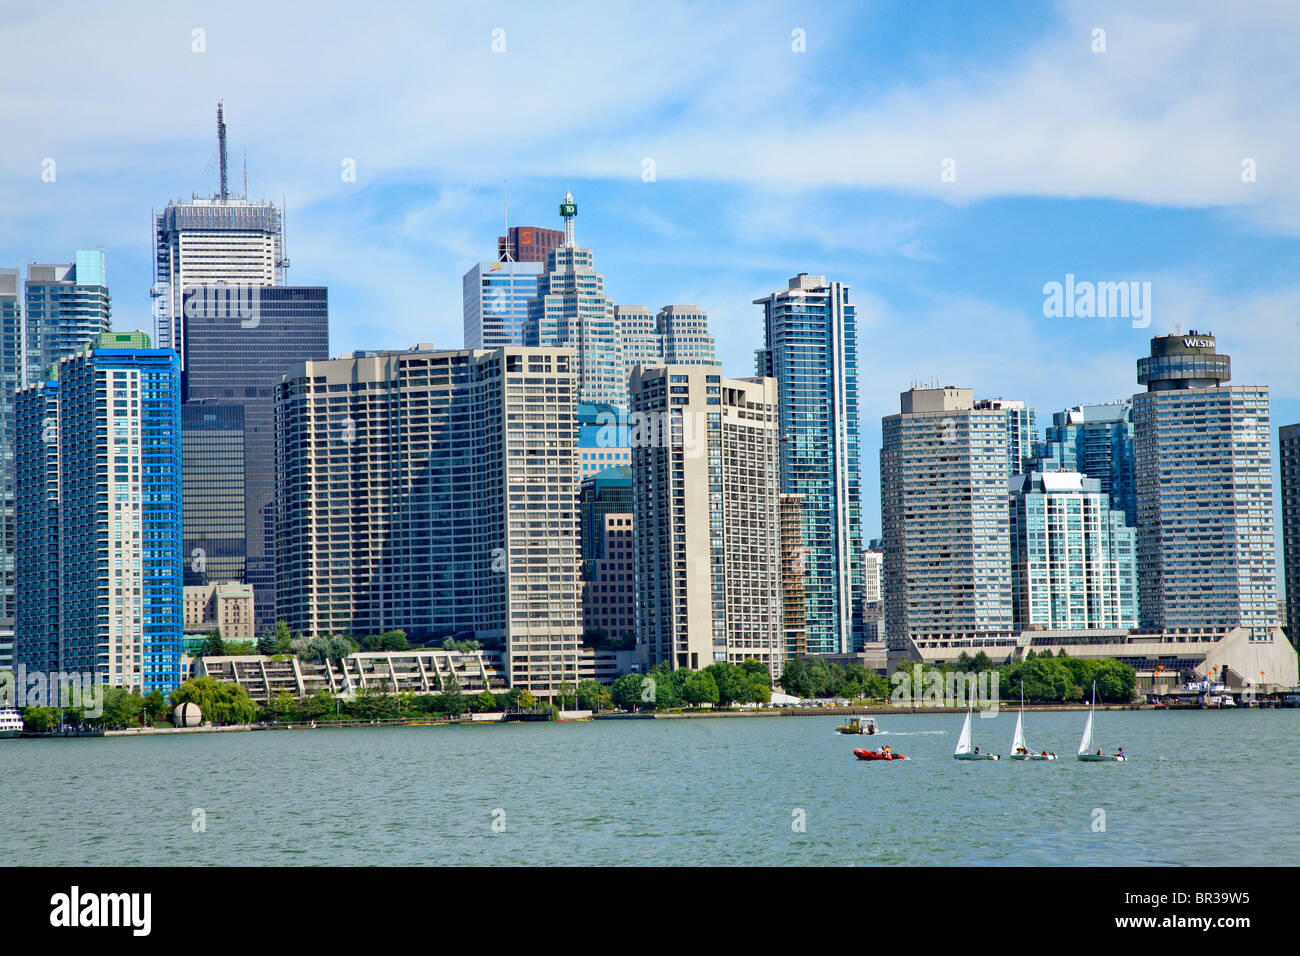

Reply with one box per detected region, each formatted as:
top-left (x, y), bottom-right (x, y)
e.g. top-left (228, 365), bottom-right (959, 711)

top-left (22, 706), bottom-right (61, 732)
top-left (575, 680), bottom-right (605, 712)
top-left (434, 674), bottom-right (466, 717)
top-left (442, 637), bottom-right (482, 653)
top-left (610, 673), bottom-right (646, 712)
top-left (682, 670), bottom-right (720, 707)
top-left (471, 689), bottom-right (498, 712)
top-left (170, 677), bottom-right (257, 726)
top-left (143, 688), bottom-right (169, 722)
top-left (99, 688), bottom-right (146, 728)
top-left (198, 631), bottom-right (226, 657)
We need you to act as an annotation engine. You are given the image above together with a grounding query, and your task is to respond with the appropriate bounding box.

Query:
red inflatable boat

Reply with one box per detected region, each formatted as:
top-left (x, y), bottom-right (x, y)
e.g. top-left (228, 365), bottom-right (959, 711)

top-left (854, 748), bottom-right (906, 761)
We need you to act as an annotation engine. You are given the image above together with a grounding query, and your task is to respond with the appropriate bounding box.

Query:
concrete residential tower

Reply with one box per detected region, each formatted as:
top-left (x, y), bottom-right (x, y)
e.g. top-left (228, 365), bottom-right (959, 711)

top-left (630, 366), bottom-right (784, 678)
top-left (881, 386), bottom-right (1014, 657)
top-left (275, 346), bottom-right (582, 695)
top-left (1133, 333), bottom-right (1279, 639)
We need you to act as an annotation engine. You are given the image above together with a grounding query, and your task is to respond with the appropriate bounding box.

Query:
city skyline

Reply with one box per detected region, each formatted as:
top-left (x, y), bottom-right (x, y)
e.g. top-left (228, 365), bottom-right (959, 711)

top-left (2, 2), bottom-right (1298, 580)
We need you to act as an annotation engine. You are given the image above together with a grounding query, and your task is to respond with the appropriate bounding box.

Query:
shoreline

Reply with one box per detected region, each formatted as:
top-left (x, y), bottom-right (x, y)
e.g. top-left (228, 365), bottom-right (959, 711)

top-left (60, 700), bottom-right (1270, 737)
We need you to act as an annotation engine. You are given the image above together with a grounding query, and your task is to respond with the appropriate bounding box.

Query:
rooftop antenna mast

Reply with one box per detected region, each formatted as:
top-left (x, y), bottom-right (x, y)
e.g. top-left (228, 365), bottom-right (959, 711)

top-left (242, 144), bottom-right (248, 200)
top-left (502, 180), bottom-right (514, 262)
top-left (217, 100), bottom-right (229, 202)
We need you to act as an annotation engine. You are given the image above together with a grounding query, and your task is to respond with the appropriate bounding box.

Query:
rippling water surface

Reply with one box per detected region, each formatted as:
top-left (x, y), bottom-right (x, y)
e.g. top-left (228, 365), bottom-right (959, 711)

top-left (3, 709), bottom-right (1296, 865)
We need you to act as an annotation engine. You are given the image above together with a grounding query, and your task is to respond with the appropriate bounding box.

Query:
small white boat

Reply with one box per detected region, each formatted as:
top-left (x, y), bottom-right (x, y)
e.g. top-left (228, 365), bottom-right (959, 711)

top-left (0, 708), bottom-right (23, 738)
top-left (1009, 689), bottom-right (1056, 760)
top-left (954, 703), bottom-right (999, 760)
top-left (1077, 681), bottom-right (1127, 762)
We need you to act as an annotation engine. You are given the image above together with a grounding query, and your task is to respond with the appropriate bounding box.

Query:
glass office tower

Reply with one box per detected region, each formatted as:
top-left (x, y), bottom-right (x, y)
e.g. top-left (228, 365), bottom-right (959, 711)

top-left (181, 285), bottom-right (328, 628)
top-left (755, 274), bottom-right (863, 654)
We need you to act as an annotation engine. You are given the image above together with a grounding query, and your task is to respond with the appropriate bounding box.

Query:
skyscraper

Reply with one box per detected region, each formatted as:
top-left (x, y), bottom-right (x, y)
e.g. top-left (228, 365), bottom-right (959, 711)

top-left (973, 397), bottom-right (1037, 475)
top-left (15, 332), bottom-right (183, 692)
top-left (275, 346), bottom-right (582, 695)
top-left (522, 193), bottom-right (715, 406)
top-left (463, 260), bottom-right (543, 349)
top-left (522, 194), bottom-right (628, 406)
top-left (499, 225), bottom-right (564, 264)
top-left (630, 365), bottom-right (784, 678)
top-left (1281, 423), bottom-right (1300, 638)
top-left (181, 285), bottom-right (328, 628)
top-left (881, 387), bottom-right (1014, 656)
top-left (1031, 401), bottom-right (1137, 526)
top-left (23, 251), bottom-right (113, 380)
top-left (152, 103), bottom-right (285, 365)
top-left (181, 403), bottom-right (246, 586)
top-left (755, 274), bottom-right (863, 654)
top-left (0, 269), bottom-right (20, 631)
top-left (1009, 470), bottom-right (1137, 630)
top-left (4, 253), bottom-right (113, 635)
top-left (1133, 332), bottom-right (1278, 638)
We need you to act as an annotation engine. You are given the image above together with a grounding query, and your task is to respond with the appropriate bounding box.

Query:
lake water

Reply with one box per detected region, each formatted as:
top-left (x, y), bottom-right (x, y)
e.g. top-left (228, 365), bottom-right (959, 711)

top-left (3, 709), bottom-right (1296, 866)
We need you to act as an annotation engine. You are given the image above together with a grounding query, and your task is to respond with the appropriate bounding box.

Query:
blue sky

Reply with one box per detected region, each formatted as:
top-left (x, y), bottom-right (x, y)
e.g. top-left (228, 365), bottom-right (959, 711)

top-left (2, 0), bottom-right (1298, 578)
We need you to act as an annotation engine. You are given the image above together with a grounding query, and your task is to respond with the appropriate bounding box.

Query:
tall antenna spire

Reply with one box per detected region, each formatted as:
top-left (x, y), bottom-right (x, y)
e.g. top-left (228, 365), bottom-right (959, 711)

top-left (217, 100), bottom-right (229, 201)
top-left (560, 190), bottom-right (577, 248)
top-left (242, 144), bottom-right (248, 200)
top-left (502, 180), bottom-right (514, 262)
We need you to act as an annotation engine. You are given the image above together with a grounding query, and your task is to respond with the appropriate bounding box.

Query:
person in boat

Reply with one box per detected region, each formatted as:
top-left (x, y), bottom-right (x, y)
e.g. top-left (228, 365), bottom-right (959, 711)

top-left (881, 744), bottom-right (891, 756)
top-left (973, 746), bottom-right (981, 755)
top-left (1095, 747), bottom-right (1103, 756)
top-left (1041, 750), bottom-right (1048, 756)
top-left (1115, 747), bottom-right (1124, 758)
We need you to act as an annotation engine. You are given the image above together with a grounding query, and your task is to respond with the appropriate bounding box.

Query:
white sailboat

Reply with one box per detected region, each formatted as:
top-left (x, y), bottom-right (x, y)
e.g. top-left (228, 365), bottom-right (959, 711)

top-left (1077, 681), bottom-right (1126, 761)
top-left (953, 702), bottom-right (999, 760)
top-left (1009, 688), bottom-right (1056, 760)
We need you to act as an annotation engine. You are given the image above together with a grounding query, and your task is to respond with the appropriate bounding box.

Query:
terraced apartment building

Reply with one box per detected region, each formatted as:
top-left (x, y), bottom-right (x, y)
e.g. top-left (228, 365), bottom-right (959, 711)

top-left (273, 346), bottom-right (582, 696)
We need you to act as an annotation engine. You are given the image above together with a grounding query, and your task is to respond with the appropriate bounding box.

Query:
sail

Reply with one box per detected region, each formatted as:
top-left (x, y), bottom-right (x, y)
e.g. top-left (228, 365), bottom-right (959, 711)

top-left (1078, 710), bottom-right (1094, 755)
top-left (955, 708), bottom-right (973, 754)
top-left (1012, 711), bottom-right (1026, 752)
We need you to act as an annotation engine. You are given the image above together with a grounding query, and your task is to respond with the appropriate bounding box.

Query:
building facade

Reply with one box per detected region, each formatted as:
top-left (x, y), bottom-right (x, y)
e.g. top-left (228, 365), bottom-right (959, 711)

top-left (881, 386), bottom-right (1015, 655)
top-left (1282, 422), bottom-right (1299, 638)
top-left (780, 494), bottom-right (808, 658)
top-left (755, 274), bottom-right (863, 654)
top-left (499, 225), bottom-right (564, 264)
top-left (582, 512), bottom-right (635, 642)
top-left (15, 333), bottom-right (183, 692)
top-left (181, 403), bottom-right (246, 586)
top-left (1009, 470), bottom-right (1137, 630)
top-left (630, 365), bottom-right (784, 677)
top-left (462, 260), bottom-right (543, 349)
top-left (275, 346), bottom-right (582, 695)
top-left (152, 198), bottom-right (283, 363)
top-left (181, 285), bottom-right (328, 627)
top-left (183, 582), bottom-right (255, 644)
top-left (1133, 332), bottom-right (1279, 639)
top-left (0, 269), bottom-right (20, 631)
top-left (973, 397), bottom-right (1037, 476)
top-left (1031, 401), bottom-right (1137, 526)
top-left (23, 251), bottom-right (113, 381)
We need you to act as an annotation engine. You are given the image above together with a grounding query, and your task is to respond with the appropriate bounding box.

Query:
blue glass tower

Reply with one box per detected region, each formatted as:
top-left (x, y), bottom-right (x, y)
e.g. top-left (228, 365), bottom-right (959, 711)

top-left (15, 332), bottom-right (183, 692)
top-left (1030, 401), bottom-right (1136, 526)
top-left (755, 274), bottom-right (863, 654)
